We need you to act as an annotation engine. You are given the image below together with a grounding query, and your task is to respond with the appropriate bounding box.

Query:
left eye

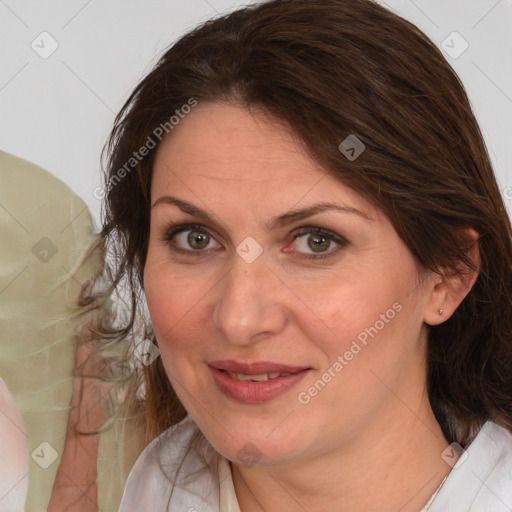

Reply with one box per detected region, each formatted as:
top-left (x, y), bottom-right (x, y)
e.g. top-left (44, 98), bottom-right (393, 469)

top-left (290, 227), bottom-right (347, 259)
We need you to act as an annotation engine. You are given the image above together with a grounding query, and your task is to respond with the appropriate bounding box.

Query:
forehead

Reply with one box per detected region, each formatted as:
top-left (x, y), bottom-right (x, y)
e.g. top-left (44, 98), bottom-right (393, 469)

top-left (151, 102), bottom-right (376, 218)
top-left (154, 102), bottom-right (311, 179)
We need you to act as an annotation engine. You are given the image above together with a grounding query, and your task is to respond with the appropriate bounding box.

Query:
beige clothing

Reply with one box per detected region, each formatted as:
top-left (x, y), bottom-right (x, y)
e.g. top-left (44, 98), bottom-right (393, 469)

top-left (0, 150), bottom-right (137, 511)
top-left (0, 377), bottom-right (29, 511)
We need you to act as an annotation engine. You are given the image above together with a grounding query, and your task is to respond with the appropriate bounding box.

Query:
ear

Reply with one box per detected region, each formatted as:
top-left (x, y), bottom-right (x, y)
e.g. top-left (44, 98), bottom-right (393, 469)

top-left (424, 228), bottom-right (480, 326)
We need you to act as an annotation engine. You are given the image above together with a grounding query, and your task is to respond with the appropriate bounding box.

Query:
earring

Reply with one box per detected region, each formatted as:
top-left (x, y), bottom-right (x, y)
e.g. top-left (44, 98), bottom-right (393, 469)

top-left (439, 309), bottom-right (443, 316)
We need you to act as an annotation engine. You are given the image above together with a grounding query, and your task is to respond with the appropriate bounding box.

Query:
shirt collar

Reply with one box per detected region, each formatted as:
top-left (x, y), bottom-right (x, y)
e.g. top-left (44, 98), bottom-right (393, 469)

top-left (218, 457), bottom-right (242, 512)
top-left (214, 421), bottom-right (512, 512)
top-left (429, 421), bottom-right (512, 511)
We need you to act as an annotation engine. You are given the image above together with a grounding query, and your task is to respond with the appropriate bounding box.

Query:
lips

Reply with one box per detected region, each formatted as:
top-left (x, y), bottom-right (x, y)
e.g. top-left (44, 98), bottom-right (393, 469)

top-left (208, 360), bottom-right (310, 375)
top-left (208, 360), bottom-right (312, 403)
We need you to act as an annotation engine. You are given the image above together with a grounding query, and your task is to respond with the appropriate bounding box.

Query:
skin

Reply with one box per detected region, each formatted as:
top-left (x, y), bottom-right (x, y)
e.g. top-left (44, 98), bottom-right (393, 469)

top-left (49, 303), bottom-right (115, 512)
top-left (144, 102), bottom-right (479, 512)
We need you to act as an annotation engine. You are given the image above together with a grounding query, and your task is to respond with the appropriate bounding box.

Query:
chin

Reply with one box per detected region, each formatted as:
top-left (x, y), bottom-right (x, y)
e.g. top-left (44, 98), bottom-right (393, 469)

top-left (222, 441), bottom-right (301, 467)
top-left (197, 417), bottom-right (308, 467)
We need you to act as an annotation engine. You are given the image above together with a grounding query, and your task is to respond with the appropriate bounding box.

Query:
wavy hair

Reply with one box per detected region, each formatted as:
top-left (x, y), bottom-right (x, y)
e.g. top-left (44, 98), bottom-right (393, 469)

top-left (100, 0), bottom-right (512, 449)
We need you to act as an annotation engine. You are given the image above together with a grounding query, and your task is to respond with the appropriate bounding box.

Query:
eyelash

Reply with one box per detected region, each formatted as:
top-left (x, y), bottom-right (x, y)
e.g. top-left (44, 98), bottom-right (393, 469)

top-left (161, 223), bottom-right (348, 260)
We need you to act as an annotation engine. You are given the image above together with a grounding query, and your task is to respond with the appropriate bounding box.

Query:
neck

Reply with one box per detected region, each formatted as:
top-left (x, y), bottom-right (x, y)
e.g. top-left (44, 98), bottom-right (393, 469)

top-left (231, 392), bottom-right (451, 512)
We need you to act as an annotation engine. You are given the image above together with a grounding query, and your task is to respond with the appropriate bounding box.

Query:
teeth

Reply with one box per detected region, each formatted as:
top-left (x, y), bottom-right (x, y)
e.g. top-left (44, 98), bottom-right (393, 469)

top-left (244, 373), bottom-right (268, 381)
top-left (226, 371), bottom-right (294, 381)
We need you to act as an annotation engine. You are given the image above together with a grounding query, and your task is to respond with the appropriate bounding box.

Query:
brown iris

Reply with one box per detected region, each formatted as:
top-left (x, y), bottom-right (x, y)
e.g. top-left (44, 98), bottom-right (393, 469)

top-left (188, 231), bottom-right (210, 250)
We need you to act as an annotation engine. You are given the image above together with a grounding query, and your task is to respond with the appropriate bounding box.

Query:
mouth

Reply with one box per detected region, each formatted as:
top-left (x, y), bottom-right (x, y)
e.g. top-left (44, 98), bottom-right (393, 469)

top-left (208, 360), bottom-right (312, 404)
top-left (208, 359), bottom-right (311, 375)
top-left (219, 370), bottom-right (296, 381)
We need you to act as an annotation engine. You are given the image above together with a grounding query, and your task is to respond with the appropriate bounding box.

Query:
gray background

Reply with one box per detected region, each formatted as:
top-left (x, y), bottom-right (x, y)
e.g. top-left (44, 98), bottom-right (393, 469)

top-left (1, 0), bottom-right (511, 226)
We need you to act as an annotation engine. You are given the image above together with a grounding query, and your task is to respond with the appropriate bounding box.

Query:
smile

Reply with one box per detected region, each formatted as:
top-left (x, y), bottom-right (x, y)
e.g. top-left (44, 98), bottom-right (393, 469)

top-left (225, 371), bottom-right (293, 381)
top-left (208, 365), bottom-right (311, 404)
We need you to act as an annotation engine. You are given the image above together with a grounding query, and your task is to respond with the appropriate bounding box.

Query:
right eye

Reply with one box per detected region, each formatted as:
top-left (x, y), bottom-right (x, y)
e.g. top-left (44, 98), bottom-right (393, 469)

top-left (162, 223), bottom-right (222, 255)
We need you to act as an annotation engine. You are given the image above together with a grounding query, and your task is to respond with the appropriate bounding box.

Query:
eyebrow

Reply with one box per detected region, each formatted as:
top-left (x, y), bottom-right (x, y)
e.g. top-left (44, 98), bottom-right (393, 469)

top-left (151, 195), bottom-right (372, 230)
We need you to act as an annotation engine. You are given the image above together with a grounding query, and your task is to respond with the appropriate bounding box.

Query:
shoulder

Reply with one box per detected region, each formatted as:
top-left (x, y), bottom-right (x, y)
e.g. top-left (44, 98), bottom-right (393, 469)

top-left (478, 422), bottom-right (512, 490)
top-left (118, 415), bottom-right (222, 512)
top-left (431, 421), bottom-right (512, 512)
top-left (470, 421), bottom-right (512, 479)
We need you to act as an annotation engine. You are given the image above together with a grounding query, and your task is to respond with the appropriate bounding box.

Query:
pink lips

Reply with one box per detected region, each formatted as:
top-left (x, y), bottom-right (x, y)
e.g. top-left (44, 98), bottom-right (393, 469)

top-left (208, 360), bottom-right (311, 404)
top-left (209, 360), bottom-right (310, 375)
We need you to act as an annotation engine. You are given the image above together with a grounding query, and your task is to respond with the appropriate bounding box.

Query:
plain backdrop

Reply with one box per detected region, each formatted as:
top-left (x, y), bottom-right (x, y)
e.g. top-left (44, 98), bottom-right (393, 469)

top-left (1, 0), bottom-right (511, 227)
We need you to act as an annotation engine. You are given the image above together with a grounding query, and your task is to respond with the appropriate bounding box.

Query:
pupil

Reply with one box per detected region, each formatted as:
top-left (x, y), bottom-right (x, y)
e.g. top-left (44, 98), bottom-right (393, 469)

top-left (188, 231), bottom-right (209, 249)
top-left (309, 235), bottom-right (329, 252)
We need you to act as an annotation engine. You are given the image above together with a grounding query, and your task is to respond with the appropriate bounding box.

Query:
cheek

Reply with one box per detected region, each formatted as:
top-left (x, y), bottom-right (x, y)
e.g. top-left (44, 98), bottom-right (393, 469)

top-left (292, 271), bottom-right (404, 352)
top-left (292, 269), bottom-right (422, 414)
top-left (293, 283), bottom-right (419, 435)
top-left (144, 261), bottom-right (209, 358)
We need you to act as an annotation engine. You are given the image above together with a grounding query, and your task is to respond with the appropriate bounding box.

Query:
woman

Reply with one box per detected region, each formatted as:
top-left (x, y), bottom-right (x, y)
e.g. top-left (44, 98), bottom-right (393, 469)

top-left (98, 0), bottom-right (512, 510)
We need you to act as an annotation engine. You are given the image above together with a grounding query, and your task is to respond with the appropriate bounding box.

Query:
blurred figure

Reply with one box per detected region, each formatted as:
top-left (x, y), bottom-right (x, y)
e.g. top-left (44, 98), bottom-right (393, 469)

top-left (0, 376), bottom-right (28, 512)
top-left (0, 151), bottom-right (141, 512)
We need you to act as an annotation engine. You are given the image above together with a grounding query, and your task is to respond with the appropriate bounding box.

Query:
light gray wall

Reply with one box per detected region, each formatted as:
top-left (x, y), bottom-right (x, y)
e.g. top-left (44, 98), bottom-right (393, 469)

top-left (1, 0), bottom-right (511, 225)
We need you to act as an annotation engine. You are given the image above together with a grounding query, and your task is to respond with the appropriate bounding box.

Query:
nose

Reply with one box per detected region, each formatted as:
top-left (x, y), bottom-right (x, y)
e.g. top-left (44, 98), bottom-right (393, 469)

top-left (212, 250), bottom-right (288, 346)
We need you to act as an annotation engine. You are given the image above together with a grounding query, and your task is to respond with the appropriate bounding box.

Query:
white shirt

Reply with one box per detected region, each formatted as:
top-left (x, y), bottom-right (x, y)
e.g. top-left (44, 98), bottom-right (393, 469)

top-left (118, 415), bottom-right (512, 512)
top-left (0, 377), bottom-right (29, 512)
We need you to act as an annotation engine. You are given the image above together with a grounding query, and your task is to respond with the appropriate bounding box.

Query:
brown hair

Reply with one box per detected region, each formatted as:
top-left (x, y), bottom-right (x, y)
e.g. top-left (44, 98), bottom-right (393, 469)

top-left (101, 0), bottom-right (512, 448)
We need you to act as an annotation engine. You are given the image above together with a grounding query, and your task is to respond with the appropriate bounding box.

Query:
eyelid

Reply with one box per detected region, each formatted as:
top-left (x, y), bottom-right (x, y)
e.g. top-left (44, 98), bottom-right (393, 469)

top-left (161, 222), bottom-right (348, 259)
top-left (161, 223), bottom-right (222, 253)
top-left (289, 226), bottom-right (348, 259)
top-left (291, 226), bottom-right (347, 245)
top-left (162, 222), bottom-right (213, 241)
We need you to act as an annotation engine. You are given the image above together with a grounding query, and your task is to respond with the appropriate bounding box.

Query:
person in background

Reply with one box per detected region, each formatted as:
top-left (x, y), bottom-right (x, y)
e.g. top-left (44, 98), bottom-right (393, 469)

top-left (0, 376), bottom-right (28, 512)
top-left (0, 150), bottom-right (141, 512)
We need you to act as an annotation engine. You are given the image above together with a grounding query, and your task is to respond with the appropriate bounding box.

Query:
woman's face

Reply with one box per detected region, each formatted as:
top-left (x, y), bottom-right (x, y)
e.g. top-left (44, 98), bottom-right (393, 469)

top-left (144, 102), bottom-right (437, 465)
